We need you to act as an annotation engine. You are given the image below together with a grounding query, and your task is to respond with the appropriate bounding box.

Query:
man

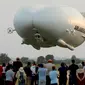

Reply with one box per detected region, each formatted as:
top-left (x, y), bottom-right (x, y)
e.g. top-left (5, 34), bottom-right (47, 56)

top-left (0, 65), bottom-right (3, 84)
top-left (58, 62), bottom-right (68, 85)
top-left (30, 62), bottom-right (36, 85)
top-left (38, 64), bottom-right (47, 85)
top-left (13, 57), bottom-right (23, 73)
top-left (44, 59), bottom-right (55, 85)
top-left (24, 62), bottom-right (32, 85)
top-left (13, 57), bottom-right (23, 84)
top-left (69, 59), bottom-right (79, 85)
top-left (49, 66), bottom-right (58, 85)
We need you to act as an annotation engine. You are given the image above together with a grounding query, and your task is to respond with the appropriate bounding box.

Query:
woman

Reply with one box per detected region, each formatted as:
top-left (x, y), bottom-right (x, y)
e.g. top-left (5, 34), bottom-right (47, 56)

top-left (76, 64), bottom-right (85, 85)
top-left (16, 67), bottom-right (26, 85)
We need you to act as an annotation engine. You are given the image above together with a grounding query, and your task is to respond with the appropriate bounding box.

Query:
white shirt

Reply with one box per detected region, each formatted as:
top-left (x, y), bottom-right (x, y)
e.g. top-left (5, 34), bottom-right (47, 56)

top-left (31, 65), bottom-right (36, 74)
top-left (2, 67), bottom-right (6, 73)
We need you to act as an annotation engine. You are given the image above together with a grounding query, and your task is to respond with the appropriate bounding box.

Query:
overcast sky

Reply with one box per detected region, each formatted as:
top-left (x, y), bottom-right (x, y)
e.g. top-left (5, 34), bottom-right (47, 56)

top-left (0, 0), bottom-right (85, 59)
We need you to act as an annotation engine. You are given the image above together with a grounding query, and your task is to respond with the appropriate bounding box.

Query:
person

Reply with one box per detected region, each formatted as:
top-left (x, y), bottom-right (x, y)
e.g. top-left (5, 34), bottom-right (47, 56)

top-left (38, 64), bottom-right (47, 85)
top-left (82, 61), bottom-right (85, 71)
top-left (76, 63), bottom-right (85, 85)
top-left (2, 63), bottom-right (6, 85)
top-left (81, 61), bottom-right (85, 67)
top-left (24, 62), bottom-right (32, 85)
top-left (35, 64), bottom-right (40, 85)
top-left (49, 66), bottom-right (58, 85)
top-left (30, 62), bottom-right (37, 85)
top-left (68, 59), bottom-right (79, 85)
top-left (0, 65), bottom-right (3, 84)
top-left (16, 67), bottom-right (26, 85)
top-left (5, 65), bottom-right (15, 85)
top-left (13, 57), bottom-right (23, 73)
top-left (44, 59), bottom-right (55, 85)
top-left (58, 62), bottom-right (68, 85)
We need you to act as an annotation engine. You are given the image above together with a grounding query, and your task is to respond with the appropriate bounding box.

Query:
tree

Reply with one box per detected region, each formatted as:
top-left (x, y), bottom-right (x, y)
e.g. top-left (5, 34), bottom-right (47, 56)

top-left (21, 57), bottom-right (29, 64)
top-left (37, 56), bottom-right (45, 64)
top-left (71, 55), bottom-right (81, 64)
top-left (45, 54), bottom-right (54, 63)
top-left (0, 53), bottom-right (11, 64)
top-left (71, 55), bottom-right (76, 60)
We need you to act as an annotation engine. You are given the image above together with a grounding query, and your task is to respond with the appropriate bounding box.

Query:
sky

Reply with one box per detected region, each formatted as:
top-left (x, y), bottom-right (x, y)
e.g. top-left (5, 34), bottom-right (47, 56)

top-left (0, 0), bottom-right (85, 60)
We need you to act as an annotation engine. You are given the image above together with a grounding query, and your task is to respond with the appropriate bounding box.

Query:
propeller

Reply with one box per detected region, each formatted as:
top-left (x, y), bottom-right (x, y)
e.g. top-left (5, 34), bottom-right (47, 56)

top-left (7, 27), bottom-right (15, 34)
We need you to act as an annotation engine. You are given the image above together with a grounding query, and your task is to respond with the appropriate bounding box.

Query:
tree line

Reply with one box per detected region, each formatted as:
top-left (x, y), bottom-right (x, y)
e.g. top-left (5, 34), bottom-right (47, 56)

top-left (0, 53), bottom-right (83, 65)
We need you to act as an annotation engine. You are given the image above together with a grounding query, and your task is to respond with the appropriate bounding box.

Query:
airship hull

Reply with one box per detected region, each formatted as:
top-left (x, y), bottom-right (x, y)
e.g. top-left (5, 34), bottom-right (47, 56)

top-left (13, 6), bottom-right (85, 50)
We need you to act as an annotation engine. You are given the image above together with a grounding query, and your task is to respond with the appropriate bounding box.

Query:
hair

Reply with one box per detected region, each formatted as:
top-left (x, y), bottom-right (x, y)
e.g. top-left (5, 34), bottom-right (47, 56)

top-left (33, 62), bottom-right (36, 65)
top-left (16, 57), bottom-right (20, 61)
top-left (7, 64), bottom-right (13, 70)
top-left (27, 62), bottom-right (31, 66)
top-left (71, 59), bottom-right (75, 64)
top-left (2, 63), bottom-right (6, 67)
top-left (52, 66), bottom-right (56, 70)
top-left (82, 61), bottom-right (85, 66)
top-left (61, 62), bottom-right (65, 67)
top-left (39, 64), bottom-right (43, 68)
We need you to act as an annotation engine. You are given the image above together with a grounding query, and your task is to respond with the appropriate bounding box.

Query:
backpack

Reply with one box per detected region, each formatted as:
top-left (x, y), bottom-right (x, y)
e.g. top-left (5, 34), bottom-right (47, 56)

top-left (19, 71), bottom-right (25, 84)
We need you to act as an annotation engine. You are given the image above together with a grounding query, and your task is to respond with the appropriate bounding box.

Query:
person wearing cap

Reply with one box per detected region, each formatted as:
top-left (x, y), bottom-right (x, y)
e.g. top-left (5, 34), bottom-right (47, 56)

top-left (44, 59), bottom-right (55, 85)
top-left (15, 65), bottom-right (26, 85)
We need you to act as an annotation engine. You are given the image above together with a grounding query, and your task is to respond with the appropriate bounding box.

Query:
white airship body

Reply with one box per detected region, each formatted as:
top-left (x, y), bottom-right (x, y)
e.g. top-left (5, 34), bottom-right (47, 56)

top-left (12, 6), bottom-right (85, 50)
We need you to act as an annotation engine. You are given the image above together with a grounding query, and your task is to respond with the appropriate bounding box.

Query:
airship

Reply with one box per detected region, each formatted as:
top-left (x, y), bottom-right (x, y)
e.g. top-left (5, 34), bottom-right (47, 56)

top-left (8, 6), bottom-right (85, 50)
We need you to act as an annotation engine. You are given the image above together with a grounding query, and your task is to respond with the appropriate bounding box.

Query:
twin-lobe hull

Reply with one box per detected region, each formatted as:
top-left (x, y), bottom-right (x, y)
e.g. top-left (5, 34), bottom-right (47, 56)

top-left (13, 6), bottom-right (85, 50)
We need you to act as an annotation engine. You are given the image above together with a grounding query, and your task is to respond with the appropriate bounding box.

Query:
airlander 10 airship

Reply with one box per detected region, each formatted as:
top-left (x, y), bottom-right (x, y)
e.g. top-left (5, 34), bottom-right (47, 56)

top-left (8, 6), bottom-right (85, 50)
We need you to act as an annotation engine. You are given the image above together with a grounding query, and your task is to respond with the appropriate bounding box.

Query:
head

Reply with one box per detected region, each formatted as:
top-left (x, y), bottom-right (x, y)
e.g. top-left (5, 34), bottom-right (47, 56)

top-left (27, 62), bottom-right (31, 66)
top-left (7, 64), bottom-right (13, 70)
top-left (82, 61), bottom-right (85, 66)
top-left (52, 66), bottom-right (56, 70)
top-left (32, 61), bottom-right (36, 65)
top-left (78, 63), bottom-right (83, 69)
top-left (71, 59), bottom-right (75, 64)
top-left (16, 57), bottom-right (20, 61)
top-left (61, 62), bottom-right (65, 67)
top-left (19, 67), bottom-right (24, 72)
top-left (39, 64), bottom-right (43, 68)
top-left (2, 63), bottom-right (6, 67)
top-left (48, 59), bottom-right (52, 63)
